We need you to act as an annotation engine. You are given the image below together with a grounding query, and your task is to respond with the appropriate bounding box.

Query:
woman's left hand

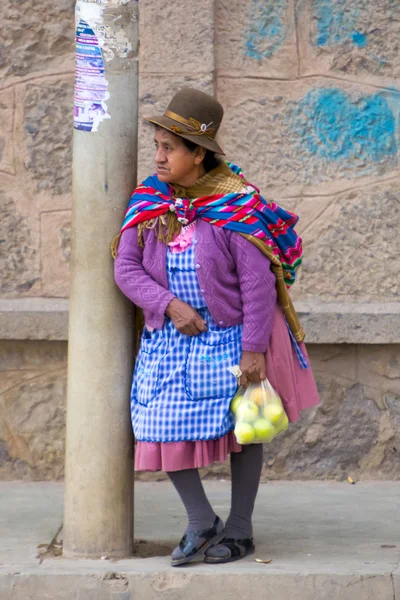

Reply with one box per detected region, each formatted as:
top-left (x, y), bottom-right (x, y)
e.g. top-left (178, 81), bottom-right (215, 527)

top-left (239, 351), bottom-right (266, 388)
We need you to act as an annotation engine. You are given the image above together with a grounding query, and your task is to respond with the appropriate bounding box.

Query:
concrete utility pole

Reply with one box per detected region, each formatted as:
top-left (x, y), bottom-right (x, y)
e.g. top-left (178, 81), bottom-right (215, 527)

top-left (63, 0), bottom-right (138, 558)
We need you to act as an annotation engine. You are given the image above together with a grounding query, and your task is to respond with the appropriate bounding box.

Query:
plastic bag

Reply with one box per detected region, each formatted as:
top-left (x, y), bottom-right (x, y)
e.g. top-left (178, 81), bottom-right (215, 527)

top-left (231, 379), bottom-right (289, 445)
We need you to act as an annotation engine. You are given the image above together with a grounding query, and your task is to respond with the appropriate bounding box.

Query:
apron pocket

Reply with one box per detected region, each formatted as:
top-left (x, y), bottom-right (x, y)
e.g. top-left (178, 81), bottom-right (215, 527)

top-left (135, 329), bottom-right (164, 406)
top-left (185, 326), bottom-right (241, 402)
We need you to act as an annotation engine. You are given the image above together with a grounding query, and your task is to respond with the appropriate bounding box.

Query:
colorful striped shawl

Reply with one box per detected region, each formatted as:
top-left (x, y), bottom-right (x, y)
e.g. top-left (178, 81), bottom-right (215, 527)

top-left (121, 163), bottom-right (302, 288)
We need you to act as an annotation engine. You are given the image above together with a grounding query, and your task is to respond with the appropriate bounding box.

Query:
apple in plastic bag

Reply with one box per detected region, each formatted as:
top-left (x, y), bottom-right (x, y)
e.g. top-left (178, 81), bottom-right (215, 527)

top-left (230, 395), bottom-right (243, 415)
top-left (236, 402), bottom-right (259, 423)
top-left (264, 403), bottom-right (285, 425)
top-left (249, 387), bottom-right (265, 407)
top-left (253, 418), bottom-right (275, 441)
top-left (275, 412), bottom-right (289, 433)
top-left (234, 422), bottom-right (255, 444)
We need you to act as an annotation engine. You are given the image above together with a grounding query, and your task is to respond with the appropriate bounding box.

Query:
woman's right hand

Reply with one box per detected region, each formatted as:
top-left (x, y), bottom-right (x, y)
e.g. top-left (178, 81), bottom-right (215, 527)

top-left (166, 298), bottom-right (208, 336)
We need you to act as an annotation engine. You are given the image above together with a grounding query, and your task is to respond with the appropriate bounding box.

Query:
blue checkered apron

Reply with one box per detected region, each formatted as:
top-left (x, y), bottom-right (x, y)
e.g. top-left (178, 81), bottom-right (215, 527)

top-left (130, 234), bottom-right (243, 442)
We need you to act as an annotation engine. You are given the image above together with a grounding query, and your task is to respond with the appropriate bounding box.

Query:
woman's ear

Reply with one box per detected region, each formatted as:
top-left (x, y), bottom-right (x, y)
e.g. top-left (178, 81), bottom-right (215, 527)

top-left (194, 145), bottom-right (206, 165)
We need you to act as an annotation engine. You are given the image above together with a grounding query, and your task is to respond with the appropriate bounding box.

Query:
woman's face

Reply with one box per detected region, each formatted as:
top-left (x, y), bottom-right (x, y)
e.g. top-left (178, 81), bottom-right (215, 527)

top-left (154, 128), bottom-right (205, 187)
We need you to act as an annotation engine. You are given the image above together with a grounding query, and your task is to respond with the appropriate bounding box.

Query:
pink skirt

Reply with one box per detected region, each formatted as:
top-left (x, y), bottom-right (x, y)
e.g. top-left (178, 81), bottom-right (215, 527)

top-left (135, 304), bottom-right (319, 472)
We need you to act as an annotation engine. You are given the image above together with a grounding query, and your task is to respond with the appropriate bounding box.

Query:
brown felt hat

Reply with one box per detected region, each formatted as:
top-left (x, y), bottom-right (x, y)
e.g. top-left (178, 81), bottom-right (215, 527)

top-left (144, 87), bottom-right (225, 155)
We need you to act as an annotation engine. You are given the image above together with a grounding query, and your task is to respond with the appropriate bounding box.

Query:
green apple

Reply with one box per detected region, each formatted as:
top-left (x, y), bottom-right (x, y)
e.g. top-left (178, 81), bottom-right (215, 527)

top-left (264, 403), bottom-right (285, 425)
top-left (236, 401), bottom-right (259, 423)
top-left (234, 423), bottom-right (255, 444)
top-left (253, 418), bottom-right (275, 441)
top-left (275, 412), bottom-right (289, 433)
top-left (230, 395), bottom-right (243, 415)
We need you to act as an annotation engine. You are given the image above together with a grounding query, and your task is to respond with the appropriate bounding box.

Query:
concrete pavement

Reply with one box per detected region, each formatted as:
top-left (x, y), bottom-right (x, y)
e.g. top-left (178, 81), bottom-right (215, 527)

top-left (0, 480), bottom-right (400, 599)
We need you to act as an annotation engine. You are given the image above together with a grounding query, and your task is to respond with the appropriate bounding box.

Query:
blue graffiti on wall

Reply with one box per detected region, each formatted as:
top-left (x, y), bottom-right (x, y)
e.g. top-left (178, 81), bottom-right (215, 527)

top-left (313, 0), bottom-right (367, 48)
top-left (291, 88), bottom-right (398, 167)
top-left (351, 31), bottom-right (367, 48)
top-left (245, 0), bottom-right (287, 60)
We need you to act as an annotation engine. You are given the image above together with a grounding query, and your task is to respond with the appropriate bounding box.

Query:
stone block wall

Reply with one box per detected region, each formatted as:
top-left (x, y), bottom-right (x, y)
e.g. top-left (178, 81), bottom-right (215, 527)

top-left (1, 0), bottom-right (400, 480)
top-left (1, 0), bottom-right (74, 300)
top-left (0, 341), bottom-right (67, 480)
top-left (2, 340), bottom-right (400, 482)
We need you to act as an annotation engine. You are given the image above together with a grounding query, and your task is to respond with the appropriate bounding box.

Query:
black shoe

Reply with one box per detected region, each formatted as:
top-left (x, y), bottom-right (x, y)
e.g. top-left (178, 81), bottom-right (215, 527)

top-left (204, 537), bottom-right (255, 564)
top-left (171, 516), bottom-right (224, 567)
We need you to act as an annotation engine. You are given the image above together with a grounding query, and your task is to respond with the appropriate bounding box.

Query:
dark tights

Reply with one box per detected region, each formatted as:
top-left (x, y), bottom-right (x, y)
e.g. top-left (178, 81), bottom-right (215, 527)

top-left (167, 444), bottom-right (263, 538)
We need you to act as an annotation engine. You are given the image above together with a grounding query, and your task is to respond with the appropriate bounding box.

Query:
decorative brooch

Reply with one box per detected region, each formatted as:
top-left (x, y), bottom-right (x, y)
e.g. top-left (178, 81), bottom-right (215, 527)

top-left (169, 197), bottom-right (195, 225)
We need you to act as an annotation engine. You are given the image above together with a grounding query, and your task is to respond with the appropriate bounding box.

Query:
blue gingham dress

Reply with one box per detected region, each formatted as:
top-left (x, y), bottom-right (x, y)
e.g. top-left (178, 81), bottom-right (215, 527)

top-left (130, 234), bottom-right (243, 442)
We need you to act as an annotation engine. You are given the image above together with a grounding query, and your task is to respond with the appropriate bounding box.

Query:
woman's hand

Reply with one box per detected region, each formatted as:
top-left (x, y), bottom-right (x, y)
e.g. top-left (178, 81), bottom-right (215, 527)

top-left (239, 351), bottom-right (266, 387)
top-left (166, 298), bottom-right (208, 336)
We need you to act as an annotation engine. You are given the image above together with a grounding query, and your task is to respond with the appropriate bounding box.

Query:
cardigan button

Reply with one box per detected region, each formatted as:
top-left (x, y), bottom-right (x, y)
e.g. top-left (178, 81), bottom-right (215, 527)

top-left (195, 264), bottom-right (201, 269)
top-left (219, 321), bottom-right (224, 325)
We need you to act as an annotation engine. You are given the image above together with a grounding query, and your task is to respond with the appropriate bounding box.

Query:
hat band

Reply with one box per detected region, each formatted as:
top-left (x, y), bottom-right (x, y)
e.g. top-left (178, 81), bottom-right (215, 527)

top-left (164, 109), bottom-right (217, 140)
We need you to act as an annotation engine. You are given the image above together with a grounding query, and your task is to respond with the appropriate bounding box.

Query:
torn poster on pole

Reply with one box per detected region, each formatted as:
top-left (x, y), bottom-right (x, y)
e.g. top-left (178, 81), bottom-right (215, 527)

top-left (74, 17), bottom-right (111, 132)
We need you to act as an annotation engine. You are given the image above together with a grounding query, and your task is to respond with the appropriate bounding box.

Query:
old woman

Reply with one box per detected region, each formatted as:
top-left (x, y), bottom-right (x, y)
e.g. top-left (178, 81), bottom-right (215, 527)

top-left (114, 88), bottom-right (319, 566)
